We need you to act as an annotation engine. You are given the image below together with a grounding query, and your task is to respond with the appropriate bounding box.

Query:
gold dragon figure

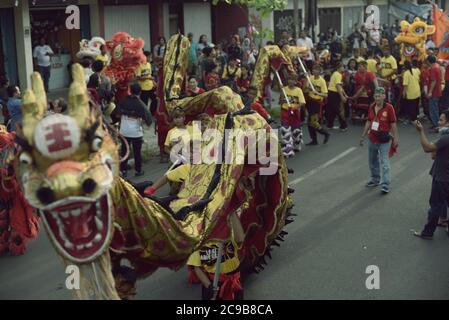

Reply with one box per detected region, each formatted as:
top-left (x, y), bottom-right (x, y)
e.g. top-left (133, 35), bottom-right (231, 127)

top-left (395, 17), bottom-right (436, 64)
top-left (15, 34), bottom-right (293, 300)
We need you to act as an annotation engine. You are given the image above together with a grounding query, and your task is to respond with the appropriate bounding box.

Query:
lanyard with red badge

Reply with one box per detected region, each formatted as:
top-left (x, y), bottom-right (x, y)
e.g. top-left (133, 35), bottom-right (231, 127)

top-left (371, 103), bottom-right (385, 132)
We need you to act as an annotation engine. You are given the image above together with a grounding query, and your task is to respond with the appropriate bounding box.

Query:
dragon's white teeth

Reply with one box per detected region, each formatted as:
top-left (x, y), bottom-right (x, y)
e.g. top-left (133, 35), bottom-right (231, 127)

top-left (93, 233), bottom-right (102, 243)
top-left (60, 211), bottom-right (70, 219)
top-left (76, 244), bottom-right (84, 250)
top-left (85, 242), bottom-right (93, 249)
top-left (95, 216), bottom-right (103, 231)
top-left (64, 241), bottom-right (74, 249)
top-left (70, 208), bottom-right (81, 217)
top-left (83, 204), bottom-right (91, 211)
top-left (51, 211), bottom-right (58, 218)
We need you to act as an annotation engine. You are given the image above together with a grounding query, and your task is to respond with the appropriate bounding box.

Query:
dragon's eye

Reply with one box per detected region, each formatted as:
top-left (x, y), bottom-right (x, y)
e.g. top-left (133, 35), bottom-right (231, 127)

top-left (19, 152), bottom-right (33, 165)
top-left (414, 26), bottom-right (425, 35)
top-left (92, 136), bottom-right (103, 151)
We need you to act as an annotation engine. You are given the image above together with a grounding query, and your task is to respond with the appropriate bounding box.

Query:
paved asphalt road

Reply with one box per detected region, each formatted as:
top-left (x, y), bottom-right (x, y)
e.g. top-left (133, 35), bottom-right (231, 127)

top-left (1, 119), bottom-right (449, 300)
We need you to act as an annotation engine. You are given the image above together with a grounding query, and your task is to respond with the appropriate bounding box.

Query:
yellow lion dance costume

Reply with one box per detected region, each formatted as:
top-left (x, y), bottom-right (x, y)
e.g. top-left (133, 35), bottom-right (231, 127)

top-left (395, 17), bottom-right (436, 64)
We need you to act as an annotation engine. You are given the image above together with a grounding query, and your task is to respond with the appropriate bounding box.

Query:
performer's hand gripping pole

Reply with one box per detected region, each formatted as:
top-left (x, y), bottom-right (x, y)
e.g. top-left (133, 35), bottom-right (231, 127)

top-left (273, 68), bottom-right (294, 116)
top-left (211, 241), bottom-right (225, 300)
top-left (297, 56), bottom-right (316, 93)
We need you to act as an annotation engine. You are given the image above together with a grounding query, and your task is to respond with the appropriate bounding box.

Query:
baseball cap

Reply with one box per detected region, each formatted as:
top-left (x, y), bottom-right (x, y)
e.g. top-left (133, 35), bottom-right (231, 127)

top-left (374, 87), bottom-right (385, 95)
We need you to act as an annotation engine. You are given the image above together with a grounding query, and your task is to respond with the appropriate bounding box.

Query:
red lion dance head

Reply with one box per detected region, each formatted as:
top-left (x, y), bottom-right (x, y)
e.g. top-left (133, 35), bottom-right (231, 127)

top-left (104, 32), bottom-right (146, 102)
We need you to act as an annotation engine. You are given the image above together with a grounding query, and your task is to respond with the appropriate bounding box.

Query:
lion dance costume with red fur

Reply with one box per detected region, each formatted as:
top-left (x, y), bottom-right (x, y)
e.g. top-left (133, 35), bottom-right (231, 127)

top-left (0, 127), bottom-right (39, 255)
top-left (103, 32), bottom-right (146, 103)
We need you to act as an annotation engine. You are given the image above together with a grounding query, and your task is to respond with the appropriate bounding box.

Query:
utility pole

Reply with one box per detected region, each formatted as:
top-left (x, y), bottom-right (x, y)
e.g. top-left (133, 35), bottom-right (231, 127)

top-left (293, 0), bottom-right (300, 39)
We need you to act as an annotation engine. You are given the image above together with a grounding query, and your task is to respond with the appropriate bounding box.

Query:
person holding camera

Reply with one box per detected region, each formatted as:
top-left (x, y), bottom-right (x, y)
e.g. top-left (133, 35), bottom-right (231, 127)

top-left (359, 87), bottom-right (398, 194)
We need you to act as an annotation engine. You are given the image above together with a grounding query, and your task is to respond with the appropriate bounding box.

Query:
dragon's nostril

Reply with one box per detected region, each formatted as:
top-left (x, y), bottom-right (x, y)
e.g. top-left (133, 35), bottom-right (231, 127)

top-left (37, 187), bottom-right (55, 205)
top-left (82, 178), bottom-right (97, 194)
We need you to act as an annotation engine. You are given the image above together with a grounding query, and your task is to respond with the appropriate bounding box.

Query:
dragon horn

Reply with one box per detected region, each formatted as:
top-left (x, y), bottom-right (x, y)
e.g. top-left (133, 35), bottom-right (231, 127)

top-left (68, 63), bottom-right (90, 128)
top-left (21, 72), bottom-right (47, 144)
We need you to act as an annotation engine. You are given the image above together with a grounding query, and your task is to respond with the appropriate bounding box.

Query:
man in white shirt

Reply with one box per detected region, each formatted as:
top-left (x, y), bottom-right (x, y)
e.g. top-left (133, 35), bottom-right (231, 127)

top-left (33, 37), bottom-right (54, 93)
top-left (296, 30), bottom-right (315, 69)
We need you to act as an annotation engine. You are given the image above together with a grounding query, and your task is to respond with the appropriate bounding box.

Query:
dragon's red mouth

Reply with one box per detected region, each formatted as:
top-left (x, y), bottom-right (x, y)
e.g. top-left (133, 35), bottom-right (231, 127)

top-left (40, 195), bottom-right (112, 263)
top-left (403, 44), bottom-right (417, 57)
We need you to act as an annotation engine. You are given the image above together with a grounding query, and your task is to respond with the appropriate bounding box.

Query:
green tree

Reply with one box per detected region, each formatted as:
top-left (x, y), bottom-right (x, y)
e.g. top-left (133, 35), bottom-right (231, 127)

top-left (212, 0), bottom-right (287, 44)
top-left (211, 0), bottom-right (287, 18)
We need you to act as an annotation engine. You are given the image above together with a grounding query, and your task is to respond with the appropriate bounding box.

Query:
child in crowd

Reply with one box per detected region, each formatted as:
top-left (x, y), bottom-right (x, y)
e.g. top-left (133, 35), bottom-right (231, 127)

top-left (305, 64), bottom-right (330, 145)
top-left (222, 57), bottom-right (241, 91)
top-left (187, 77), bottom-right (205, 97)
top-left (164, 107), bottom-right (193, 159)
top-left (236, 65), bottom-right (250, 95)
top-left (187, 208), bottom-right (245, 300)
top-left (280, 75), bottom-right (306, 157)
top-left (204, 63), bottom-right (221, 91)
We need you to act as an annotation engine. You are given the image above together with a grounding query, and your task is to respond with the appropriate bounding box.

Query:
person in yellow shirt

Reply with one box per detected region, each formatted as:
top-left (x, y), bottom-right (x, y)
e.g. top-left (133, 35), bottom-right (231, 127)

top-left (352, 48), bottom-right (366, 64)
top-left (380, 48), bottom-right (397, 80)
top-left (306, 64), bottom-right (330, 145)
top-left (135, 50), bottom-right (157, 114)
top-left (366, 50), bottom-right (378, 74)
top-left (144, 162), bottom-right (191, 197)
top-left (95, 44), bottom-right (110, 67)
top-left (222, 57), bottom-right (241, 91)
top-left (279, 75), bottom-right (306, 157)
top-left (327, 63), bottom-right (349, 131)
top-left (187, 209), bottom-right (245, 300)
top-left (402, 60), bottom-right (421, 124)
top-left (164, 108), bottom-right (193, 157)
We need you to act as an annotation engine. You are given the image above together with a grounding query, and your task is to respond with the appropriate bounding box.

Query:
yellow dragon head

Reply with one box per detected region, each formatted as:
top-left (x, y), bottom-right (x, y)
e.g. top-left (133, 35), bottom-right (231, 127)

top-left (16, 64), bottom-right (119, 264)
top-left (395, 17), bottom-right (435, 63)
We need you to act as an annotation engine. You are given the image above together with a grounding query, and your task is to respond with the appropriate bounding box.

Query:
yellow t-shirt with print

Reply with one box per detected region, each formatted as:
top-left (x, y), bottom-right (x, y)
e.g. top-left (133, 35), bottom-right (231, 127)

top-left (166, 164), bottom-right (191, 182)
top-left (164, 126), bottom-right (194, 150)
top-left (328, 71), bottom-right (343, 92)
top-left (308, 76), bottom-right (328, 101)
top-left (135, 62), bottom-right (154, 91)
top-left (187, 240), bottom-right (240, 274)
top-left (281, 86), bottom-right (306, 110)
top-left (403, 68), bottom-right (421, 100)
top-left (222, 65), bottom-right (242, 80)
top-left (367, 58), bottom-right (378, 74)
top-left (95, 54), bottom-right (109, 66)
top-left (380, 55), bottom-right (398, 79)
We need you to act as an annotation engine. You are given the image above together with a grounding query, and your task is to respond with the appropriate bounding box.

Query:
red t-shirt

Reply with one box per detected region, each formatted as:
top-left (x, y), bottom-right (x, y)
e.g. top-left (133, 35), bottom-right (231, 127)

top-left (429, 63), bottom-right (442, 97)
top-left (420, 67), bottom-right (430, 90)
top-left (368, 102), bottom-right (397, 144)
top-left (205, 73), bottom-right (220, 91)
top-left (187, 87), bottom-right (205, 97)
top-left (354, 71), bottom-right (376, 96)
top-left (250, 102), bottom-right (269, 120)
top-left (237, 78), bottom-right (250, 92)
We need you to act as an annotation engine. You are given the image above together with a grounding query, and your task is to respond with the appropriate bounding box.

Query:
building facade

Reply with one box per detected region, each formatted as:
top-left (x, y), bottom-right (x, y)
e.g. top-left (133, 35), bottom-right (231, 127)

top-left (1, 0), bottom-right (248, 89)
top-left (2, 0), bottom-right (449, 89)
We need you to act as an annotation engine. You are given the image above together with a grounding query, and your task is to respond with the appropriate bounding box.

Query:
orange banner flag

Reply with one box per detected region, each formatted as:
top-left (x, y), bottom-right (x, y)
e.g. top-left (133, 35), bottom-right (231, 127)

top-left (432, 4), bottom-right (449, 59)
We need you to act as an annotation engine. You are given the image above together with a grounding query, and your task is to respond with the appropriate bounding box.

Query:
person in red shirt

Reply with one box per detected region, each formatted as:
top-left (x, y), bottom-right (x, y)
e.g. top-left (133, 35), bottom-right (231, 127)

top-left (351, 60), bottom-right (377, 118)
top-left (420, 60), bottom-right (431, 119)
top-left (440, 61), bottom-right (449, 111)
top-left (245, 86), bottom-right (271, 121)
top-left (204, 63), bottom-right (220, 91)
top-left (236, 65), bottom-right (250, 95)
top-left (427, 55), bottom-right (442, 131)
top-left (186, 77), bottom-right (205, 97)
top-left (359, 86), bottom-right (398, 194)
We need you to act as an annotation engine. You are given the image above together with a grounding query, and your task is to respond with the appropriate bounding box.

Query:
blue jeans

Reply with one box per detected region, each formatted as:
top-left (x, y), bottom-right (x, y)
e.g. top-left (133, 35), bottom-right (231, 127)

top-left (368, 140), bottom-right (391, 187)
top-left (429, 97), bottom-right (440, 127)
top-left (38, 65), bottom-right (51, 93)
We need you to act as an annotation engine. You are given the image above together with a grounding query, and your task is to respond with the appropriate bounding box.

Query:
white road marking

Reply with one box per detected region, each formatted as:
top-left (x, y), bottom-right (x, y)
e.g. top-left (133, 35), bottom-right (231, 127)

top-left (290, 147), bottom-right (357, 185)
